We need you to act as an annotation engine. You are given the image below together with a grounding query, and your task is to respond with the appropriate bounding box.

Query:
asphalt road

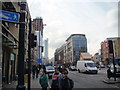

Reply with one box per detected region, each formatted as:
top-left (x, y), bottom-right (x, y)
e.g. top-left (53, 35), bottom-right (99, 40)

top-left (31, 68), bottom-right (120, 89)
top-left (67, 68), bottom-right (120, 89)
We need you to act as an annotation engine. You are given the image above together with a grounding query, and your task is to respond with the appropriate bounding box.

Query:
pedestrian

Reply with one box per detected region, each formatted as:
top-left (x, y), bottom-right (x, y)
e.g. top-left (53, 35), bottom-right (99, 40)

top-left (60, 71), bottom-right (74, 90)
top-left (39, 70), bottom-right (49, 90)
top-left (59, 64), bottom-right (68, 74)
top-left (32, 65), bottom-right (36, 79)
top-left (38, 64), bottom-right (42, 71)
top-left (42, 65), bottom-right (46, 71)
top-left (36, 64), bottom-right (40, 78)
top-left (51, 68), bottom-right (61, 90)
top-left (107, 67), bottom-right (112, 79)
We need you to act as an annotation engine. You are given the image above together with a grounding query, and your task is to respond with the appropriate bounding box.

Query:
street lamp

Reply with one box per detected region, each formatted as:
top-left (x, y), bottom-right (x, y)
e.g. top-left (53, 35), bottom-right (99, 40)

top-left (108, 40), bottom-right (116, 81)
top-left (16, 1), bottom-right (26, 90)
top-left (28, 18), bottom-right (32, 90)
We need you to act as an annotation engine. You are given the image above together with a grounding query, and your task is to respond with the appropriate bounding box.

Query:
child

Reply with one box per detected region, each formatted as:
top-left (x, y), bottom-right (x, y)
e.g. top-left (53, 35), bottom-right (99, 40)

top-left (39, 70), bottom-right (48, 90)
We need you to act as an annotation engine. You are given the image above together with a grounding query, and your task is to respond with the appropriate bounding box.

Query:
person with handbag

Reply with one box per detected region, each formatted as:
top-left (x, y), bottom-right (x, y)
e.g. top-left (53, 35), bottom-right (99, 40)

top-left (39, 70), bottom-right (49, 90)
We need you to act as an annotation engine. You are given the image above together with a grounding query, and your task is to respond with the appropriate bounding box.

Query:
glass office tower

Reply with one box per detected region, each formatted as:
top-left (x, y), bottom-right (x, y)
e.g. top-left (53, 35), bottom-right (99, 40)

top-left (66, 34), bottom-right (87, 63)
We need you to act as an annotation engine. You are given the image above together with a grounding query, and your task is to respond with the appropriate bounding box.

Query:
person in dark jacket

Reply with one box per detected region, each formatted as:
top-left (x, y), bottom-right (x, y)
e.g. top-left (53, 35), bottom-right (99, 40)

top-left (59, 64), bottom-right (68, 74)
top-left (107, 67), bottom-right (112, 79)
top-left (60, 71), bottom-right (71, 90)
top-left (39, 70), bottom-right (48, 90)
top-left (42, 65), bottom-right (46, 71)
top-left (32, 65), bottom-right (36, 79)
top-left (51, 68), bottom-right (61, 90)
top-left (36, 64), bottom-right (40, 78)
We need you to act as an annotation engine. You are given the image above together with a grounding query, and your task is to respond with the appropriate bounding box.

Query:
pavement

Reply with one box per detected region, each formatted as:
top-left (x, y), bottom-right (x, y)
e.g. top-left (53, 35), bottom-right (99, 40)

top-left (2, 69), bottom-right (51, 90)
top-left (2, 75), bottom-right (42, 90)
top-left (2, 68), bottom-right (120, 89)
top-left (103, 78), bottom-right (120, 84)
top-left (2, 81), bottom-right (17, 90)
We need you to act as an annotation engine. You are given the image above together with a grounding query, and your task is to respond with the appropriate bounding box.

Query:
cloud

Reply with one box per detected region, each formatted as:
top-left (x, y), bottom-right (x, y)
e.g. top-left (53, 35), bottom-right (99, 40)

top-left (98, 7), bottom-right (118, 40)
top-left (28, 0), bottom-right (118, 58)
top-left (106, 8), bottom-right (118, 32)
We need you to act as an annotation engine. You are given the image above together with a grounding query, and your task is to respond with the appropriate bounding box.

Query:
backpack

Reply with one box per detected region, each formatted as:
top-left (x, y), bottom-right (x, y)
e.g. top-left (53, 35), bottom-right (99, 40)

top-left (68, 78), bottom-right (74, 88)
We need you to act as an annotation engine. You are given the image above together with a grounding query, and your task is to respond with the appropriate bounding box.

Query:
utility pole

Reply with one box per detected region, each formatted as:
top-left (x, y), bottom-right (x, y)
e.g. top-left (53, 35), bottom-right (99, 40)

top-left (16, 1), bottom-right (26, 90)
top-left (109, 40), bottom-right (116, 81)
top-left (28, 18), bottom-right (32, 90)
top-left (39, 23), bottom-right (40, 61)
top-left (112, 41), bottom-right (116, 81)
top-left (39, 18), bottom-right (42, 64)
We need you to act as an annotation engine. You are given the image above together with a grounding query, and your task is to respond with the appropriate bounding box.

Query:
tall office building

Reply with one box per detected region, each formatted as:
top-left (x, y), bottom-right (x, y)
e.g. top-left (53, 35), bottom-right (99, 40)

top-left (44, 38), bottom-right (49, 60)
top-left (66, 34), bottom-right (87, 63)
top-left (32, 18), bottom-right (44, 62)
top-left (55, 34), bottom-right (87, 64)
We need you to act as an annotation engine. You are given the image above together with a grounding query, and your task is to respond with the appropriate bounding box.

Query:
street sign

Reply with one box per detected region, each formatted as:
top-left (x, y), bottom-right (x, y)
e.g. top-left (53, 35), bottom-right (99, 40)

top-left (37, 59), bottom-right (42, 64)
top-left (0, 10), bottom-right (19, 23)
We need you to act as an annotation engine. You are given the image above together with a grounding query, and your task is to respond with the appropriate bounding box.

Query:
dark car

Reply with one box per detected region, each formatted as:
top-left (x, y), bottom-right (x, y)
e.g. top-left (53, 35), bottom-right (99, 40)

top-left (69, 66), bottom-right (77, 71)
top-left (107, 65), bottom-right (120, 79)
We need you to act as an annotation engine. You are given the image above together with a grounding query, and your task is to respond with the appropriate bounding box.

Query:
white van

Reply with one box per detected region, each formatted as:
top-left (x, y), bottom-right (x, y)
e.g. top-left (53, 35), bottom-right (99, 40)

top-left (77, 60), bottom-right (98, 74)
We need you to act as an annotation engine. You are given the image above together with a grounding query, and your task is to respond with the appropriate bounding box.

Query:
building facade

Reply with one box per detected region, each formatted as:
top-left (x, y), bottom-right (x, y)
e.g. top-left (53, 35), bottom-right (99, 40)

top-left (55, 34), bottom-right (87, 64)
top-left (44, 38), bottom-right (48, 60)
top-left (93, 53), bottom-right (101, 64)
top-left (66, 34), bottom-right (87, 64)
top-left (101, 41), bottom-right (109, 65)
top-left (1, 2), bottom-right (20, 84)
top-left (1, 1), bottom-right (31, 85)
top-left (101, 37), bottom-right (120, 66)
top-left (32, 18), bottom-right (44, 64)
top-left (55, 44), bottom-right (66, 64)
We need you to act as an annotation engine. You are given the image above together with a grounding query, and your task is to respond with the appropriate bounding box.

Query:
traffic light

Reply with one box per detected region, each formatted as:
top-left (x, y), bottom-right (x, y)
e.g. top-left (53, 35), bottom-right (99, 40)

top-left (118, 59), bottom-right (120, 66)
top-left (41, 46), bottom-right (44, 52)
top-left (108, 40), bottom-right (114, 53)
top-left (31, 34), bottom-right (37, 48)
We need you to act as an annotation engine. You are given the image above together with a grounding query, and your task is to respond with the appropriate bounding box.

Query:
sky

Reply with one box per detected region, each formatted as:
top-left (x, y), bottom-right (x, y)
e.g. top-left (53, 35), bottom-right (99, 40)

top-left (27, 0), bottom-right (118, 59)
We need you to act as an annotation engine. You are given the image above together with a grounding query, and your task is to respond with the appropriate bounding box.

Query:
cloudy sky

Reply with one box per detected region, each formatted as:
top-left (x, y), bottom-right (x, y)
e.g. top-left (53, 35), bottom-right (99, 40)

top-left (27, 0), bottom-right (118, 59)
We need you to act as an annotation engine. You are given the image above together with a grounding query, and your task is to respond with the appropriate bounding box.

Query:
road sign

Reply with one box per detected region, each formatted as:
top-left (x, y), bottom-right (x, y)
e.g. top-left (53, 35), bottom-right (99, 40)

top-left (0, 10), bottom-right (19, 23)
top-left (37, 59), bottom-right (42, 64)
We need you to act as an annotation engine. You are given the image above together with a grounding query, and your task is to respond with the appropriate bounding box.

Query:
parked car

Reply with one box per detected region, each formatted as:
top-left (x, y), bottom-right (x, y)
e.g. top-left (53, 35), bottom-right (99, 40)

top-left (99, 64), bottom-right (105, 68)
top-left (45, 66), bottom-right (55, 78)
top-left (107, 65), bottom-right (120, 79)
top-left (69, 66), bottom-right (77, 71)
top-left (95, 64), bottom-right (99, 68)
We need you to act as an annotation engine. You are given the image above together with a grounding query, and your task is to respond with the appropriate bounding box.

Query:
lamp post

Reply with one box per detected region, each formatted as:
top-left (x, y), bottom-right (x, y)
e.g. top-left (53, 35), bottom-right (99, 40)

top-left (109, 40), bottom-right (116, 81)
top-left (16, 1), bottom-right (26, 90)
top-left (28, 18), bottom-right (32, 90)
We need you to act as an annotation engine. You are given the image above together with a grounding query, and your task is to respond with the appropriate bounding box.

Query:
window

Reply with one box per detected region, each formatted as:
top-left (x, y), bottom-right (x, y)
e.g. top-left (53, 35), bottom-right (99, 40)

top-left (71, 35), bottom-right (85, 39)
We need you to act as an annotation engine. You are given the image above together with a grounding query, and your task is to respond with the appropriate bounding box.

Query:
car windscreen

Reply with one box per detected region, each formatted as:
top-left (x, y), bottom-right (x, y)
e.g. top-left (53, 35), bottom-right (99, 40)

top-left (46, 66), bottom-right (54, 70)
top-left (86, 63), bottom-right (96, 67)
top-left (110, 65), bottom-right (120, 72)
top-left (71, 66), bottom-right (75, 68)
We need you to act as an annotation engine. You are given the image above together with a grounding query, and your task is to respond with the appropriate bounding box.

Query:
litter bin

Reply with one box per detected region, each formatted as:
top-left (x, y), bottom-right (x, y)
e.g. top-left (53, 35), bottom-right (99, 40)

top-left (24, 74), bottom-right (28, 83)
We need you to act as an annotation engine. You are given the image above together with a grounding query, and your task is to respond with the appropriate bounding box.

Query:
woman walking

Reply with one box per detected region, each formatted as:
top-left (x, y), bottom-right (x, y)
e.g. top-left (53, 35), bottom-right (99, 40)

top-left (51, 68), bottom-right (61, 90)
top-left (39, 70), bottom-right (48, 90)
